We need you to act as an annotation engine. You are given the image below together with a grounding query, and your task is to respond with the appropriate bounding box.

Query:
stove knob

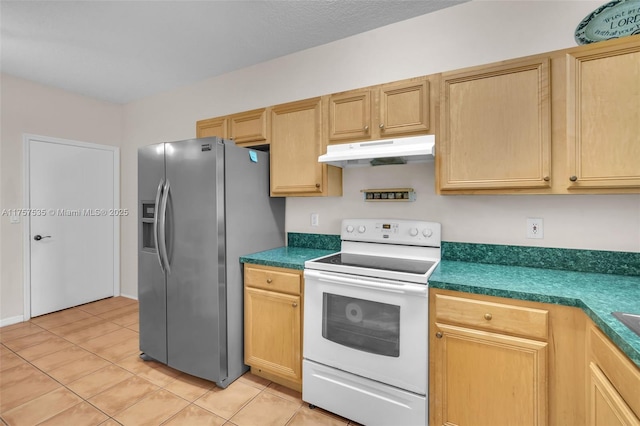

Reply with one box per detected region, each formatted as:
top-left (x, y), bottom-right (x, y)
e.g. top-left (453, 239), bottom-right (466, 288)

top-left (423, 228), bottom-right (433, 238)
top-left (357, 225), bottom-right (366, 233)
top-left (346, 225), bottom-right (354, 233)
top-left (409, 227), bottom-right (419, 237)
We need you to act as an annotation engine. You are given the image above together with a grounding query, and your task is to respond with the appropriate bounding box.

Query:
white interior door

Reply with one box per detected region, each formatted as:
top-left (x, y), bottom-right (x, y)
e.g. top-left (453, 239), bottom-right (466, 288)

top-left (27, 136), bottom-right (119, 317)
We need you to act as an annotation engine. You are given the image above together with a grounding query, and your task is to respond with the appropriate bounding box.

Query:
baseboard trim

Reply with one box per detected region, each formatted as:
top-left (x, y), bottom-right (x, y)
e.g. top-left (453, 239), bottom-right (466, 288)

top-left (0, 315), bottom-right (25, 328)
top-left (120, 293), bottom-right (138, 301)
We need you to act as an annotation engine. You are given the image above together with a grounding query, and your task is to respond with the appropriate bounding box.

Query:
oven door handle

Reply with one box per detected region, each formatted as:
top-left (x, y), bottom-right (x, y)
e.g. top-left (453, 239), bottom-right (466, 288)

top-left (304, 269), bottom-right (428, 296)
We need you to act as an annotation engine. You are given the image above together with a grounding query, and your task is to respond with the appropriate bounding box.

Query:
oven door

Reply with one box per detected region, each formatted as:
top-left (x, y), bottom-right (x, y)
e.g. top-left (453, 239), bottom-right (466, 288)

top-left (303, 269), bottom-right (428, 395)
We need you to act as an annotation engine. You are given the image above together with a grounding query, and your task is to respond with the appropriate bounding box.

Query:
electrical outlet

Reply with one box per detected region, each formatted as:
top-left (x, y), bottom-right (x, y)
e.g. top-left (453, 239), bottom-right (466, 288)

top-left (526, 218), bottom-right (544, 239)
top-left (311, 213), bottom-right (319, 227)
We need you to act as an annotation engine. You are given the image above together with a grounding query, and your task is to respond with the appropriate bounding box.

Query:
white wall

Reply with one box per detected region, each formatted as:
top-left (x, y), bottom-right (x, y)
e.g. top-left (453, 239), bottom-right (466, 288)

top-left (288, 163), bottom-right (640, 251)
top-left (2, 1), bottom-right (639, 322)
top-left (0, 74), bottom-right (123, 324)
top-left (119, 0), bottom-right (640, 299)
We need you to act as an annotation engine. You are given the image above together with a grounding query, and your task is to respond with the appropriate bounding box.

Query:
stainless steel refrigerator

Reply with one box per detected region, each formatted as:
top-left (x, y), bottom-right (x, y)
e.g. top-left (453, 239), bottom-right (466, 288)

top-left (138, 137), bottom-right (285, 388)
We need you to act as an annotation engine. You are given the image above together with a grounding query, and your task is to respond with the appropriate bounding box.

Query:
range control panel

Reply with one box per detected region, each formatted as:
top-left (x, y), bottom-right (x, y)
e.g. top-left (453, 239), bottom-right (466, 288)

top-left (341, 218), bottom-right (441, 247)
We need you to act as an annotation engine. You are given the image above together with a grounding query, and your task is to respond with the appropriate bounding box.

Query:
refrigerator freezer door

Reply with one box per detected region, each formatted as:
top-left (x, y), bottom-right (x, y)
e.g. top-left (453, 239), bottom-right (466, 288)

top-left (138, 143), bottom-right (168, 364)
top-left (164, 138), bottom-right (226, 382)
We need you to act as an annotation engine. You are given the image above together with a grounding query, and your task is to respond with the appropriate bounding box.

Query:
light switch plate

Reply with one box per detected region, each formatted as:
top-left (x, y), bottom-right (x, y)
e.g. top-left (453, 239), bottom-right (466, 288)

top-left (527, 218), bottom-right (544, 239)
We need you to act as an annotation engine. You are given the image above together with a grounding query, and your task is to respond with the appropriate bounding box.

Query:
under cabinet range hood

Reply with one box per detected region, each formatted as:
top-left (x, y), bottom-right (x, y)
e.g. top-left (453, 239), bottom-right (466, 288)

top-left (318, 134), bottom-right (435, 167)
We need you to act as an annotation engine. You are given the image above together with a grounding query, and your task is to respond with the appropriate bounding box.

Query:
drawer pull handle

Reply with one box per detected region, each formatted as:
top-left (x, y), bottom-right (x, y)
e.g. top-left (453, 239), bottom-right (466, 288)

top-left (435, 332), bottom-right (443, 339)
top-left (266, 278), bottom-right (273, 284)
top-left (484, 313), bottom-right (492, 321)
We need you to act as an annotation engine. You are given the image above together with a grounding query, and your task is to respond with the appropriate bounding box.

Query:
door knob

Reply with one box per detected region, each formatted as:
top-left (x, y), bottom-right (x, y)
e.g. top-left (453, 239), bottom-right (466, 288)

top-left (33, 235), bottom-right (51, 241)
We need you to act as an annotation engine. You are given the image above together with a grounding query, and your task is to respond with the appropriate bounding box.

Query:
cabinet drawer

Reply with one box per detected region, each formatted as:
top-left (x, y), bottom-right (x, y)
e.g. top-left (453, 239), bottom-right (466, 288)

top-left (589, 323), bottom-right (640, 417)
top-left (434, 294), bottom-right (548, 340)
top-left (244, 265), bottom-right (301, 295)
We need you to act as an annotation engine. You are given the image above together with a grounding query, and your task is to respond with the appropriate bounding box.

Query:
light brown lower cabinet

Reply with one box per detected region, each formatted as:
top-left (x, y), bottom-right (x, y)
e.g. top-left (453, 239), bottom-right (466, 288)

top-left (588, 322), bottom-right (640, 426)
top-left (243, 264), bottom-right (303, 392)
top-left (430, 288), bottom-right (589, 426)
top-left (430, 288), bottom-right (640, 426)
top-left (430, 290), bottom-right (550, 426)
top-left (433, 323), bottom-right (547, 426)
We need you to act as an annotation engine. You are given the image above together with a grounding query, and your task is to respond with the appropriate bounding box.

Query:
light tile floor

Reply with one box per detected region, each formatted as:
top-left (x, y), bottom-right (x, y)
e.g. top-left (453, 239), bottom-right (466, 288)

top-left (0, 297), bottom-right (358, 426)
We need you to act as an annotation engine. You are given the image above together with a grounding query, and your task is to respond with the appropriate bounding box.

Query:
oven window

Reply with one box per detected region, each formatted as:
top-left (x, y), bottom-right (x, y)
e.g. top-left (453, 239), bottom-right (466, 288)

top-left (322, 293), bottom-right (400, 357)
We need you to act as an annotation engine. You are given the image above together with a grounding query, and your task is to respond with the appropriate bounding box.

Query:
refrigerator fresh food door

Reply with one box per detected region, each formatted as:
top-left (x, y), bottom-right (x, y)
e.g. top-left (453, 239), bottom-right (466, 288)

top-left (138, 143), bottom-right (168, 364)
top-left (164, 138), bottom-right (226, 382)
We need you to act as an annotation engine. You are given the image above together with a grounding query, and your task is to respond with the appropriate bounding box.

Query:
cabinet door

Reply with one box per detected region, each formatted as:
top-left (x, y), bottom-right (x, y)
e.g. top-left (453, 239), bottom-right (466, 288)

top-left (433, 323), bottom-right (548, 426)
top-left (244, 287), bottom-right (301, 384)
top-left (567, 42), bottom-right (640, 189)
top-left (196, 116), bottom-right (228, 138)
top-left (229, 108), bottom-right (268, 146)
top-left (588, 322), bottom-right (640, 419)
top-left (439, 57), bottom-right (551, 191)
top-left (589, 363), bottom-right (640, 426)
top-left (379, 80), bottom-right (429, 137)
top-left (328, 90), bottom-right (372, 142)
top-left (270, 97), bottom-right (324, 195)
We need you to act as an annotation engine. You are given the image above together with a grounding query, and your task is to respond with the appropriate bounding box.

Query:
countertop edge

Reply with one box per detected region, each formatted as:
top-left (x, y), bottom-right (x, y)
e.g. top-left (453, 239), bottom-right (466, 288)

top-left (239, 256), bottom-right (304, 271)
top-left (429, 273), bottom-right (640, 369)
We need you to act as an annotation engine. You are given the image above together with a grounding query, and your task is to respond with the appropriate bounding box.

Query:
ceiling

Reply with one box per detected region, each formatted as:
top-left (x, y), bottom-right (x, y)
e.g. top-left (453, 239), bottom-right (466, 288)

top-left (0, 0), bottom-right (467, 104)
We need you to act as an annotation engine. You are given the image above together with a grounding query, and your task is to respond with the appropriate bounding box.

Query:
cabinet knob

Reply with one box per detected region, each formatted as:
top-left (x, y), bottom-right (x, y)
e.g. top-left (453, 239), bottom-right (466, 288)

top-left (569, 175), bottom-right (578, 182)
top-left (484, 313), bottom-right (492, 321)
top-left (379, 123), bottom-right (385, 129)
top-left (364, 125), bottom-right (369, 132)
top-left (266, 278), bottom-right (273, 284)
top-left (315, 183), bottom-right (320, 188)
top-left (543, 176), bottom-right (550, 182)
top-left (292, 303), bottom-right (298, 308)
top-left (435, 331), bottom-right (443, 339)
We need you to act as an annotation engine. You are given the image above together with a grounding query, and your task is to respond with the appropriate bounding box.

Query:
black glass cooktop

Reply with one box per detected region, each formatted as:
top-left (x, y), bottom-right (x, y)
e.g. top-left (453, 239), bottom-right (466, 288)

top-left (314, 252), bottom-right (436, 275)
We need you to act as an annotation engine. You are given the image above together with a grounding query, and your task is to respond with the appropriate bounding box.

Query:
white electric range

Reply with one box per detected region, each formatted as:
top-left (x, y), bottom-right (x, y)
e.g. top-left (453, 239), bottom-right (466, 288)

top-left (302, 218), bottom-right (441, 426)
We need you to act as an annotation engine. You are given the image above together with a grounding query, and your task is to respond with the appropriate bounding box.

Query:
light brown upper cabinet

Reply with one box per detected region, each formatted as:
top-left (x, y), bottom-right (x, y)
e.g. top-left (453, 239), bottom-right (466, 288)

top-left (438, 56), bottom-right (552, 193)
top-left (327, 89), bottom-right (372, 142)
top-left (566, 37), bottom-right (640, 190)
top-left (270, 97), bottom-right (342, 197)
top-left (196, 116), bottom-right (228, 139)
top-left (328, 77), bottom-right (431, 143)
top-left (196, 108), bottom-right (269, 147)
top-left (437, 34), bottom-right (640, 195)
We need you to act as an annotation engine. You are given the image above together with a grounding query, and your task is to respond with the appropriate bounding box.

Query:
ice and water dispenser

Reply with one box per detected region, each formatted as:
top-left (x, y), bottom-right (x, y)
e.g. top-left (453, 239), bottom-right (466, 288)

top-left (141, 202), bottom-right (156, 250)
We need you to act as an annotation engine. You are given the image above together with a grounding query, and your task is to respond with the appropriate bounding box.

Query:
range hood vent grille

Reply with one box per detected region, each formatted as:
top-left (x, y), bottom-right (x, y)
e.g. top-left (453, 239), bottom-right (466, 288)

top-left (318, 135), bottom-right (435, 168)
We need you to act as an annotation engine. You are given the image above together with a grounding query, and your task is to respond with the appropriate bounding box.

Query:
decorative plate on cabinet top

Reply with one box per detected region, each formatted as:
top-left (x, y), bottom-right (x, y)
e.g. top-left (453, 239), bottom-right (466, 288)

top-left (575, 0), bottom-right (640, 44)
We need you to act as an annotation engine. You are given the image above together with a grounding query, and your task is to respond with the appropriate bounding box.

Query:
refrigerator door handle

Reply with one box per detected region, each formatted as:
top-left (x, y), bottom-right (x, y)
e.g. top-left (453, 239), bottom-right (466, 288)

top-left (159, 179), bottom-right (172, 275)
top-left (153, 178), bottom-right (165, 272)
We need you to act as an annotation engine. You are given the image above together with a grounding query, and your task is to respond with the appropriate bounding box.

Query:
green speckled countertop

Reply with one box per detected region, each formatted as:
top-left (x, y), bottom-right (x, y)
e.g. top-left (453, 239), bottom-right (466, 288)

top-left (429, 260), bottom-right (640, 368)
top-left (240, 232), bottom-right (339, 269)
top-left (239, 246), bottom-right (335, 270)
top-left (240, 234), bottom-right (640, 369)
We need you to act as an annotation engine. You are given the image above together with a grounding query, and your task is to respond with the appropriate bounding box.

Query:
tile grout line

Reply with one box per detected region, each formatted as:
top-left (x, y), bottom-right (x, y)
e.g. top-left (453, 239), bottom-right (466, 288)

top-left (0, 306), bottom-right (132, 424)
top-left (1, 300), bottom-right (145, 424)
top-left (2, 298), bottom-right (356, 426)
top-left (2, 303), bottom-right (245, 425)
